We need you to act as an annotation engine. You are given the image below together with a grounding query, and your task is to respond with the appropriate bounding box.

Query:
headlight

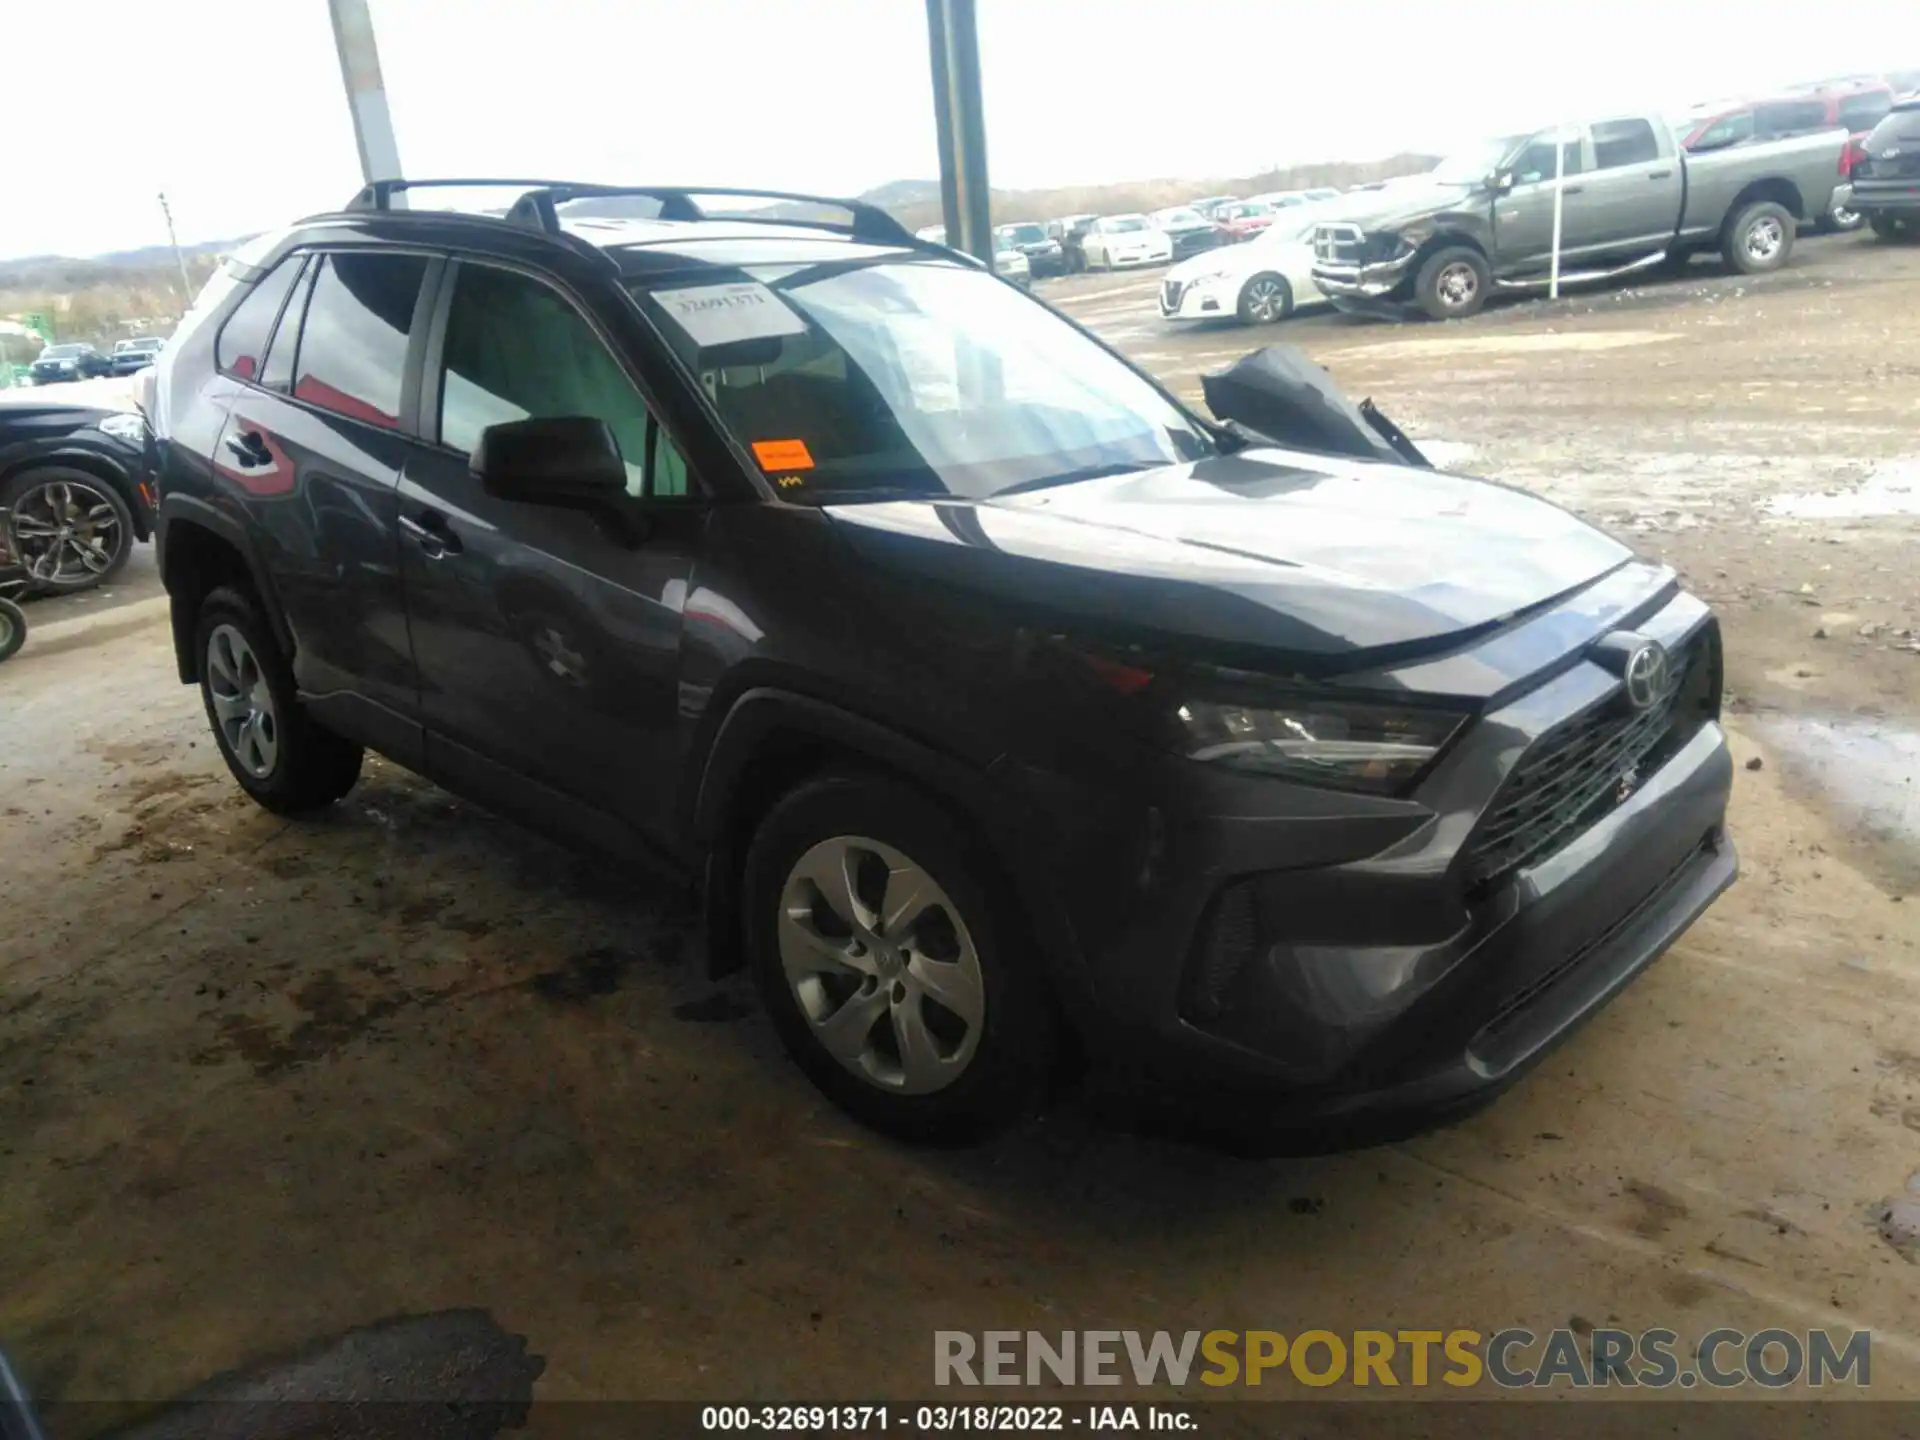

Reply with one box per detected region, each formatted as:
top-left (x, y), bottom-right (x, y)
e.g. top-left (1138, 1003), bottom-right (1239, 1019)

top-left (97, 411), bottom-right (150, 443)
top-left (1183, 267), bottom-right (1230, 285)
top-left (1175, 695), bottom-right (1464, 794)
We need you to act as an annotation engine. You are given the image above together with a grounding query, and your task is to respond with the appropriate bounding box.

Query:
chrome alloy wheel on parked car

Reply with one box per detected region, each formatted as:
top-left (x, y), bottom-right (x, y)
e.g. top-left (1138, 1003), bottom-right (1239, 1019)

top-left (9, 476), bottom-right (128, 590)
top-left (776, 834), bottom-right (986, 1096)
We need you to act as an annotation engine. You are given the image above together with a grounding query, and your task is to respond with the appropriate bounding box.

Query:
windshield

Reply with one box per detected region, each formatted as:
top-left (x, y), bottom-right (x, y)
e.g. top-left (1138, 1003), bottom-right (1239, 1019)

top-left (1104, 215), bottom-right (1149, 232)
top-left (1432, 134), bottom-right (1527, 184)
top-left (1000, 224), bottom-right (1047, 245)
top-left (41, 345), bottom-right (85, 359)
top-left (631, 258), bottom-right (1214, 501)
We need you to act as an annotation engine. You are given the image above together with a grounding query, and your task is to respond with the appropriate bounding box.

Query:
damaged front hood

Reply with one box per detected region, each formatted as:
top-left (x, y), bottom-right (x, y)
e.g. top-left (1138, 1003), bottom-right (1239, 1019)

top-left (1313, 178), bottom-right (1485, 231)
top-left (825, 449), bottom-right (1631, 668)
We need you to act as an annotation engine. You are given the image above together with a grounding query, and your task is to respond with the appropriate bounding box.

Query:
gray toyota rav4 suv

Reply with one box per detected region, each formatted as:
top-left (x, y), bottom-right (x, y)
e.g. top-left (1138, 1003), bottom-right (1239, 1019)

top-left (149, 180), bottom-right (1737, 1146)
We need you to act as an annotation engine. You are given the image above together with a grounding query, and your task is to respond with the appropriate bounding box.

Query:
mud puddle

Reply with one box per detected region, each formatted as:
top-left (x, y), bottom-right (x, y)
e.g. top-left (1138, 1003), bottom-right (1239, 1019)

top-left (1750, 713), bottom-right (1920, 891)
top-left (1763, 458), bottom-right (1920, 521)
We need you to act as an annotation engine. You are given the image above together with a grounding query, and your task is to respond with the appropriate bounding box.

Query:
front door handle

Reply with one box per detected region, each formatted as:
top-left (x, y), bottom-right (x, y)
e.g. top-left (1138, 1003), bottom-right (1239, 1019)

top-left (1561, 185), bottom-right (1585, 196)
top-left (1648, 170), bottom-right (1673, 180)
top-left (399, 511), bottom-right (463, 558)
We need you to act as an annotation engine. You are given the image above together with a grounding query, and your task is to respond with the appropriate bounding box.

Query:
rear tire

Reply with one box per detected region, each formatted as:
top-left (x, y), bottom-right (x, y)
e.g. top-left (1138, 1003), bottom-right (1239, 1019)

top-left (0, 598), bottom-right (25, 663)
top-left (1413, 246), bottom-right (1490, 320)
top-left (743, 770), bottom-right (1055, 1143)
top-left (193, 585), bottom-right (363, 815)
top-left (1722, 200), bottom-right (1795, 274)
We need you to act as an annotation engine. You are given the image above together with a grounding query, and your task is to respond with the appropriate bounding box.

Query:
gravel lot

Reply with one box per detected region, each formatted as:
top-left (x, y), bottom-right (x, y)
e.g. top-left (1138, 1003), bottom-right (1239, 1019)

top-left (2, 229), bottom-right (1918, 1423)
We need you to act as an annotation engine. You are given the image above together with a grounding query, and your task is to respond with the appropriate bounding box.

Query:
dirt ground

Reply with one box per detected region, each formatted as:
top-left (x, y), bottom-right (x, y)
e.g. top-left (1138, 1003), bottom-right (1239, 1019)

top-left (3, 229), bottom-right (1919, 1429)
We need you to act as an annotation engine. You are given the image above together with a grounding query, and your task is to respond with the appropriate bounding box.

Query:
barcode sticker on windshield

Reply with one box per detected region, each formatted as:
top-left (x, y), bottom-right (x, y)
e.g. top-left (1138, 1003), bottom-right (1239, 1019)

top-left (653, 282), bottom-right (808, 348)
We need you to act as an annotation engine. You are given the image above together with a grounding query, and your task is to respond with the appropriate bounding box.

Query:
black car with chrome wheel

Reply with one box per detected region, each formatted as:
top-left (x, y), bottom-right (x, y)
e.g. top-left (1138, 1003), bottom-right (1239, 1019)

top-left (0, 403), bottom-right (154, 593)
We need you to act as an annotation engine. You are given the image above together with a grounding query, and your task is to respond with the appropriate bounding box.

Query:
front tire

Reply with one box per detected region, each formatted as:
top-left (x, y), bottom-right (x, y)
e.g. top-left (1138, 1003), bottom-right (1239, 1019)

top-left (2, 466), bottom-right (135, 594)
top-left (1413, 246), bottom-right (1490, 320)
top-left (1723, 200), bottom-right (1795, 274)
top-left (1236, 272), bottom-right (1293, 325)
top-left (743, 771), bottom-right (1055, 1143)
top-left (194, 585), bottom-right (363, 815)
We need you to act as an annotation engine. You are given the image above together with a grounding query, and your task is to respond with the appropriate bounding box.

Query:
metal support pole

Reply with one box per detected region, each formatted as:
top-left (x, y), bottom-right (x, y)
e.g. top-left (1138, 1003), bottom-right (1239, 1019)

top-left (328, 0), bottom-right (404, 192)
top-left (1549, 124), bottom-right (1569, 300)
top-left (924, 0), bottom-right (993, 263)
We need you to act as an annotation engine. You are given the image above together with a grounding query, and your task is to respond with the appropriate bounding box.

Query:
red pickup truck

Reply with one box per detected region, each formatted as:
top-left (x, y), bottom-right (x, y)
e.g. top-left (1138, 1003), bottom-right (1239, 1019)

top-left (1675, 80), bottom-right (1894, 230)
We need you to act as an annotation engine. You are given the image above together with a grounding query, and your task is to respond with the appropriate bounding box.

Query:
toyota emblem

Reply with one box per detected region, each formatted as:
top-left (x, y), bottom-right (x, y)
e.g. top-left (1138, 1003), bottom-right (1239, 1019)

top-left (1623, 640), bottom-right (1671, 711)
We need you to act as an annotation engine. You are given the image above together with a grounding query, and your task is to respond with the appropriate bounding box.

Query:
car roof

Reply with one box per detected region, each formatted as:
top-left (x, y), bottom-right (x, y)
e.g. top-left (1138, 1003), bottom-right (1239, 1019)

top-left (283, 182), bottom-right (974, 286)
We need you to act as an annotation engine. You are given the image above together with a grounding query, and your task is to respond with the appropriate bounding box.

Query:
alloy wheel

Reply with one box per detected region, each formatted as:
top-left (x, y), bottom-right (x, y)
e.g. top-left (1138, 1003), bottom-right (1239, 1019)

top-left (1246, 277), bottom-right (1286, 322)
top-left (776, 834), bottom-right (985, 1095)
top-left (10, 478), bottom-right (124, 588)
top-left (205, 624), bottom-right (279, 779)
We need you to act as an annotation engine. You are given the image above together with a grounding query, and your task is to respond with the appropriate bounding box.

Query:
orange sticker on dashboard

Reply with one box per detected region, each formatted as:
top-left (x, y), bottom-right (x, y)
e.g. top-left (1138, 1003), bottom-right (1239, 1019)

top-left (752, 438), bottom-right (815, 471)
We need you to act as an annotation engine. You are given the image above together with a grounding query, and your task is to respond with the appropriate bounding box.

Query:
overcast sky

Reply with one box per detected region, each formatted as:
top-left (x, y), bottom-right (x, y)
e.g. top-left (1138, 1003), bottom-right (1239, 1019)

top-left (5, 0), bottom-right (1907, 259)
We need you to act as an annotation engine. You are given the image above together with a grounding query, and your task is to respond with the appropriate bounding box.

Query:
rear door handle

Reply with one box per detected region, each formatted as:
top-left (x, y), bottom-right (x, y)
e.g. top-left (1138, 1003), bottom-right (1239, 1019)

top-left (399, 511), bottom-right (463, 558)
top-left (1648, 170), bottom-right (1673, 180)
top-left (224, 429), bottom-right (271, 466)
top-left (1561, 185), bottom-right (1585, 195)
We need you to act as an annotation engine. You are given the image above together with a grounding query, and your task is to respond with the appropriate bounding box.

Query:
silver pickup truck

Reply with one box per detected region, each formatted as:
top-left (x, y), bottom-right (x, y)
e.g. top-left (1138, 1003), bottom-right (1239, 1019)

top-left (1311, 115), bottom-right (1849, 320)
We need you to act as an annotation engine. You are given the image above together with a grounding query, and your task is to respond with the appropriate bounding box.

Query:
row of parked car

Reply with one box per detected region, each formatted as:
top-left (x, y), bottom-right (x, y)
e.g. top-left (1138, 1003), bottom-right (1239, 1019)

top-left (24, 335), bottom-right (167, 384)
top-left (1131, 72), bottom-right (1919, 328)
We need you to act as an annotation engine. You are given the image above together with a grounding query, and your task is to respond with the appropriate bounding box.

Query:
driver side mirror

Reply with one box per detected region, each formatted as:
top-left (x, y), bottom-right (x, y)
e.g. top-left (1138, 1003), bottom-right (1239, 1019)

top-left (1487, 170), bottom-right (1516, 194)
top-left (473, 416), bottom-right (628, 507)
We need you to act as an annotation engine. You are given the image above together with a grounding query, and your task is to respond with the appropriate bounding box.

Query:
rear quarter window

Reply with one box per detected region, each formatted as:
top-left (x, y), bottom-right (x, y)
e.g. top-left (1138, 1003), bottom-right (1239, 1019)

top-left (215, 255), bottom-right (306, 381)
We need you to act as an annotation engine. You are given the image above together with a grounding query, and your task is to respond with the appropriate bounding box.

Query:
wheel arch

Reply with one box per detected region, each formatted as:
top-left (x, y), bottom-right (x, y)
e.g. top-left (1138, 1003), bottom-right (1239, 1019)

top-left (688, 688), bottom-right (1089, 1017)
top-left (156, 497), bottom-right (291, 683)
top-left (1723, 178), bottom-right (1807, 230)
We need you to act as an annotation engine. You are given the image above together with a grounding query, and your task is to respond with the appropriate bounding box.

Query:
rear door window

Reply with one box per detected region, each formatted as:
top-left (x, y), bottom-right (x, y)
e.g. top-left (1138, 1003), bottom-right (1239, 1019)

top-left (1591, 119), bottom-right (1661, 169)
top-left (216, 254), bottom-right (306, 382)
top-left (291, 253), bottom-right (429, 430)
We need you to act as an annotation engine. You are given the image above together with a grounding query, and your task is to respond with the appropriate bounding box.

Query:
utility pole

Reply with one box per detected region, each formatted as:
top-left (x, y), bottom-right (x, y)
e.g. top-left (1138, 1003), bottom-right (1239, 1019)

top-left (157, 192), bottom-right (194, 308)
top-left (328, 0), bottom-right (404, 194)
top-left (924, 0), bottom-right (992, 263)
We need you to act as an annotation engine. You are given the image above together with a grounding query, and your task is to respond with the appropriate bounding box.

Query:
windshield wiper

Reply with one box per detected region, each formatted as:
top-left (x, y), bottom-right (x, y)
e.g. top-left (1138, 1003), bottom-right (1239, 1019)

top-left (990, 461), bottom-right (1164, 498)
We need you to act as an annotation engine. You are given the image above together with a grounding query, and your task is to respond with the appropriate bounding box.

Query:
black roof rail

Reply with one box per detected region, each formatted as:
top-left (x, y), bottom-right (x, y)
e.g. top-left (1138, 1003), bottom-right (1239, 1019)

top-left (344, 178), bottom-right (920, 249)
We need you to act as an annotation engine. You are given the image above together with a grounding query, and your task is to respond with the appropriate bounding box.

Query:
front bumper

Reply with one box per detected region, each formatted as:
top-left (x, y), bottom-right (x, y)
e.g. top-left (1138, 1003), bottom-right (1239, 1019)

top-left (29, 368), bottom-right (78, 384)
top-left (1106, 250), bottom-right (1172, 269)
top-left (1159, 275), bottom-right (1234, 319)
top-left (1311, 251), bottom-right (1416, 301)
top-left (1026, 585), bottom-right (1737, 1145)
top-left (111, 357), bottom-right (156, 375)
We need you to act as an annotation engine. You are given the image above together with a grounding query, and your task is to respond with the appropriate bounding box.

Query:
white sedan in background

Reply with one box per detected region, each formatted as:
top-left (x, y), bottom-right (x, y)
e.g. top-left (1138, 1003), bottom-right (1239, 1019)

top-left (1080, 214), bottom-right (1173, 270)
top-left (1157, 213), bottom-right (1325, 325)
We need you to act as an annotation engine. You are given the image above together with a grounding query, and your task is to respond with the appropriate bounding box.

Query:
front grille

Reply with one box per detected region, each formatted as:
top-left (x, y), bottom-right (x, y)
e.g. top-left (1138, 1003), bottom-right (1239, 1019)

top-left (1462, 633), bottom-right (1714, 892)
top-left (1162, 279), bottom-right (1186, 310)
top-left (1313, 223), bottom-right (1366, 264)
